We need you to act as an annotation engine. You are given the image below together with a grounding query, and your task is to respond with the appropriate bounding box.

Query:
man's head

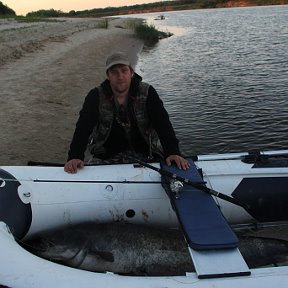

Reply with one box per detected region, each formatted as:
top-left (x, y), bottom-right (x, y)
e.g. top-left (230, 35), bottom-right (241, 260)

top-left (106, 52), bottom-right (134, 96)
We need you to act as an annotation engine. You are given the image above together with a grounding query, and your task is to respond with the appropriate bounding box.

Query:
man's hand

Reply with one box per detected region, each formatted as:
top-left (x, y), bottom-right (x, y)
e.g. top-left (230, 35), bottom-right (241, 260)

top-left (64, 159), bottom-right (85, 174)
top-left (166, 155), bottom-right (190, 170)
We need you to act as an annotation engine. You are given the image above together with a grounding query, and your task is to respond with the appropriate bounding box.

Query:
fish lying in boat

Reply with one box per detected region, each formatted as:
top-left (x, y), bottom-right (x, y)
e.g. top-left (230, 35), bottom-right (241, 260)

top-left (24, 223), bottom-right (193, 276)
top-left (239, 236), bottom-right (288, 268)
top-left (23, 223), bottom-right (288, 275)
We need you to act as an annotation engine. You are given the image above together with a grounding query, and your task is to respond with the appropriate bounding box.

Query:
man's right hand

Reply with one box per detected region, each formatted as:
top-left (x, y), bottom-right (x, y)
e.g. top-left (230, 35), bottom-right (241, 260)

top-left (64, 159), bottom-right (85, 174)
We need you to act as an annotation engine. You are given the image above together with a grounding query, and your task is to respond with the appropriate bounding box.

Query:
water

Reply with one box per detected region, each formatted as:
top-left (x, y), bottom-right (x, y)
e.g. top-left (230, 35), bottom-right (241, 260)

top-left (132, 6), bottom-right (288, 156)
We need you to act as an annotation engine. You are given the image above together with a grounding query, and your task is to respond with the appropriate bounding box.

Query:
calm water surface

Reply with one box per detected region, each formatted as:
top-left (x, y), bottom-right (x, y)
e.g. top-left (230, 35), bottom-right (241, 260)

top-left (130, 6), bottom-right (288, 156)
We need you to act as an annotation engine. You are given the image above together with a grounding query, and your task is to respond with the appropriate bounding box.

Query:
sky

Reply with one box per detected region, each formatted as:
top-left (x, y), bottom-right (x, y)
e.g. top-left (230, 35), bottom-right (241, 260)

top-left (4, 0), bottom-right (164, 16)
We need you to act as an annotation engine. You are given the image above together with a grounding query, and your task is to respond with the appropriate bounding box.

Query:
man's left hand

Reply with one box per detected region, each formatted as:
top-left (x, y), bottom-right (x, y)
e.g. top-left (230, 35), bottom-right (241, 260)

top-left (166, 155), bottom-right (190, 170)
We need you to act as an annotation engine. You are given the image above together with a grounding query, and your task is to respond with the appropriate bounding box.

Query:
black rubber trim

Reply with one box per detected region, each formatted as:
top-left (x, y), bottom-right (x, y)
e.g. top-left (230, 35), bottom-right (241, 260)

top-left (0, 169), bottom-right (32, 239)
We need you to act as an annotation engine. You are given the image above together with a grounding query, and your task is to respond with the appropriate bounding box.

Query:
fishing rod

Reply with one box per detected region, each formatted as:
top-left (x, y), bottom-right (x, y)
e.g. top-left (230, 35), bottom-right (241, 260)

top-left (34, 179), bottom-right (162, 184)
top-left (0, 177), bottom-right (163, 185)
top-left (132, 158), bottom-right (250, 211)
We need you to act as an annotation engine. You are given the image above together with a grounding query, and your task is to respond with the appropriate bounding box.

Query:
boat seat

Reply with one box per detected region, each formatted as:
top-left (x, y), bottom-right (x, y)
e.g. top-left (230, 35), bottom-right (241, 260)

top-left (161, 159), bottom-right (250, 278)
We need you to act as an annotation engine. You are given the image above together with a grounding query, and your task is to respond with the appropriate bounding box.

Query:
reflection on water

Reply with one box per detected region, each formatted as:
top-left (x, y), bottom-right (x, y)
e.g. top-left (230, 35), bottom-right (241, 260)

top-left (134, 6), bottom-right (288, 156)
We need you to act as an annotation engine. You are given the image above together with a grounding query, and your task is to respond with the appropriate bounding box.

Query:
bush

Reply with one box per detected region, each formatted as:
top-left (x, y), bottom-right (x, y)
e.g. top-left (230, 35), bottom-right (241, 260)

top-left (134, 23), bottom-right (172, 45)
top-left (26, 9), bottom-right (64, 18)
top-left (134, 23), bottom-right (159, 44)
top-left (98, 18), bottom-right (109, 29)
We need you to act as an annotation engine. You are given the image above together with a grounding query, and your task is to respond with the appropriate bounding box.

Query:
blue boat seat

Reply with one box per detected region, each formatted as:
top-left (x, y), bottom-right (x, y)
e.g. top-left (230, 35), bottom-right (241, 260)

top-left (161, 159), bottom-right (239, 250)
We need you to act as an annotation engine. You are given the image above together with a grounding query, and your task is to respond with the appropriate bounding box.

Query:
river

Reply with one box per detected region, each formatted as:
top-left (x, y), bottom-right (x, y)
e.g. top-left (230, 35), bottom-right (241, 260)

top-left (128, 5), bottom-right (288, 156)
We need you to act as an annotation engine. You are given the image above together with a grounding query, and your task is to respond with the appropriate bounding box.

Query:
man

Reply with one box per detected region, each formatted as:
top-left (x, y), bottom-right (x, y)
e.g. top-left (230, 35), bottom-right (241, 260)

top-left (64, 52), bottom-right (189, 173)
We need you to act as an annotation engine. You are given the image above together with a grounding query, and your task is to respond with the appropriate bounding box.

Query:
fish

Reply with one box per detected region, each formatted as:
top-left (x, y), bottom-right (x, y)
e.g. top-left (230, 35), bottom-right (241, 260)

top-left (23, 223), bottom-right (194, 276)
top-left (22, 223), bottom-right (288, 276)
top-left (239, 236), bottom-right (288, 268)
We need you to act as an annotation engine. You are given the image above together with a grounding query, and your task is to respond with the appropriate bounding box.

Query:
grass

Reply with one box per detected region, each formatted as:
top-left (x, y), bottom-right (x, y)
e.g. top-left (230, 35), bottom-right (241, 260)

top-left (124, 18), bottom-right (143, 29)
top-left (15, 16), bottom-right (62, 23)
top-left (1, 15), bottom-right (109, 28)
top-left (133, 22), bottom-right (173, 45)
top-left (97, 18), bottom-right (109, 29)
top-left (0, 15), bottom-right (62, 22)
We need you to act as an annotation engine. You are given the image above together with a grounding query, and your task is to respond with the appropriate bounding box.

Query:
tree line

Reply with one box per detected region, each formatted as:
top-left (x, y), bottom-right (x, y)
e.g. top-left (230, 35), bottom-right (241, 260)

top-left (25, 1), bottom-right (230, 17)
top-left (26, 0), bottom-right (288, 17)
top-left (1, 0), bottom-right (287, 18)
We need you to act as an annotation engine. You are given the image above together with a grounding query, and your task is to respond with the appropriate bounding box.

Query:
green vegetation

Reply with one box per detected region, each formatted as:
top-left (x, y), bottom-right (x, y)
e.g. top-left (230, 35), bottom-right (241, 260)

top-left (245, 0), bottom-right (288, 4)
top-left (14, 16), bottom-right (61, 23)
top-left (26, 9), bottom-right (65, 18)
top-left (0, 1), bottom-right (16, 16)
top-left (134, 22), bottom-right (173, 45)
top-left (124, 18), bottom-right (143, 30)
top-left (98, 18), bottom-right (109, 29)
top-left (55, 1), bottom-right (288, 17)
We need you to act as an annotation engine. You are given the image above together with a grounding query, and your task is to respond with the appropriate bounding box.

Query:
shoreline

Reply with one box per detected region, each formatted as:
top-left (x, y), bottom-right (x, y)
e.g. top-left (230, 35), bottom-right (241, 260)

top-left (0, 18), bottom-right (144, 165)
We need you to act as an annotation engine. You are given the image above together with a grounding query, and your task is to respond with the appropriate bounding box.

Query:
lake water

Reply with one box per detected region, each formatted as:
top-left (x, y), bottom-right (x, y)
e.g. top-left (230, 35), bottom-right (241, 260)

top-left (129, 5), bottom-right (288, 156)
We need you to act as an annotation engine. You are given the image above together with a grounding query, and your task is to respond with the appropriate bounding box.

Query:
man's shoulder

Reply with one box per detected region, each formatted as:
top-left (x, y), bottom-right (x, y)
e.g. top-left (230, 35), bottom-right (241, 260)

top-left (88, 86), bottom-right (100, 95)
top-left (138, 81), bottom-right (156, 92)
top-left (138, 81), bottom-right (152, 96)
top-left (139, 81), bottom-right (150, 88)
top-left (84, 87), bottom-right (101, 105)
top-left (135, 82), bottom-right (160, 107)
top-left (140, 82), bottom-right (157, 97)
top-left (87, 83), bottom-right (111, 98)
top-left (87, 79), bottom-right (109, 96)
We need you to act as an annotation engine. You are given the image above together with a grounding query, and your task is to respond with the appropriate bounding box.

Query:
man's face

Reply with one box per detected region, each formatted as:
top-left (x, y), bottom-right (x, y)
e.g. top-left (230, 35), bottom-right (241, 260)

top-left (107, 65), bottom-right (133, 94)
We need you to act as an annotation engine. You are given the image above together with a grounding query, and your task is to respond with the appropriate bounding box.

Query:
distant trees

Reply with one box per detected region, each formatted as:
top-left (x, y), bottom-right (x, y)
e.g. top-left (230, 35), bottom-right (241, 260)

top-left (17, 0), bottom-right (288, 18)
top-left (0, 1), bottom-right (16, 16)
top-left (197, 0), bottom-right (226, 8)
top-left (26, 9), bottom-right (64, 18)
top-left (177, 0), bottom-right (227, 7)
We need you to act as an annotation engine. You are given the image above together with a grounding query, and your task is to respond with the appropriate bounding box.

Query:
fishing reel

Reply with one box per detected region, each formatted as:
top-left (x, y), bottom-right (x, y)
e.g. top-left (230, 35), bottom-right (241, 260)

top-left (169, 180), bottom-right (184, 199)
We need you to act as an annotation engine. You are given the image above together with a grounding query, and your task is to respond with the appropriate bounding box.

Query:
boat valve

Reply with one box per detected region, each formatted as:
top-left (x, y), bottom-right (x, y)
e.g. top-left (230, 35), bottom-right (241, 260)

top-left (170, 180), bottom-right (184, 199)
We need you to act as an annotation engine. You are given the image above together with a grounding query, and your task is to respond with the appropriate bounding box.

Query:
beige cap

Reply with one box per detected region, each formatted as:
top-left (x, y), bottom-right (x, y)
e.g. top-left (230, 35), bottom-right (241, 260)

top-left (106, 52), bottom-right (130, 71)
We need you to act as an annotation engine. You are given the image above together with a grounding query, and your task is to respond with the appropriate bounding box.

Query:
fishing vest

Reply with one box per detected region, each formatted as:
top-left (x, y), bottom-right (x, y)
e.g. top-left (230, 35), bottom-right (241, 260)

top-left (88, 82), bottom-right (163, 158)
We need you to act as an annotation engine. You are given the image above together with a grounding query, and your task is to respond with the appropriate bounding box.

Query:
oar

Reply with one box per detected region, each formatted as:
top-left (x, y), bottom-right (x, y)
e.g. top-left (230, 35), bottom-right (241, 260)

top-left (132, 158), bottom-right (250, 211)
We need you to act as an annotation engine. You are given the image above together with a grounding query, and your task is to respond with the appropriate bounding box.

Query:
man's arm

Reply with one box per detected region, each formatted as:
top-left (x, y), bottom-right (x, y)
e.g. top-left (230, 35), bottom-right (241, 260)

top-left (147, 86), bottom-right (189, 170)
top-left (65, 88), bottom-right (99, 173)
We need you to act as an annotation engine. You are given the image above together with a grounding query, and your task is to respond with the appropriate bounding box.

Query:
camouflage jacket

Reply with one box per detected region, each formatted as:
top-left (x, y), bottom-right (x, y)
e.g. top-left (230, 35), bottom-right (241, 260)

top-left (88, 81), bottom-right (163, 159)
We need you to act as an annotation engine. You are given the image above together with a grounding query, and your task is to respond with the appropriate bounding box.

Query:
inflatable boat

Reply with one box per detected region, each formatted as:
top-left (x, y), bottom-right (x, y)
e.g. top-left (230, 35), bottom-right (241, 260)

top-left (1, 149), bottom-right (288, 287)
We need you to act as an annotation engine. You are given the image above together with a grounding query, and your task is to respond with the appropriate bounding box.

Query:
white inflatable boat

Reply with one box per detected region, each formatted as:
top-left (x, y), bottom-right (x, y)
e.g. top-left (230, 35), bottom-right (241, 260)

top-left (1, 149), bottom-right (288, 287)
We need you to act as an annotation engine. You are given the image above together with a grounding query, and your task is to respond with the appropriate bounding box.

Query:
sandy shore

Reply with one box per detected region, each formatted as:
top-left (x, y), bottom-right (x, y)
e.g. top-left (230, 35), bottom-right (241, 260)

top-left (0, 17), bottom-right (143, 165)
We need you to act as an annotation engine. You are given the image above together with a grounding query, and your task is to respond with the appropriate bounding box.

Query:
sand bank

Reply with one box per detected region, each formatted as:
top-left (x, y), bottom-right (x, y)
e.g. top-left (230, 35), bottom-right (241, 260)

top-left (0, 18), bottom-right (143, 165)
